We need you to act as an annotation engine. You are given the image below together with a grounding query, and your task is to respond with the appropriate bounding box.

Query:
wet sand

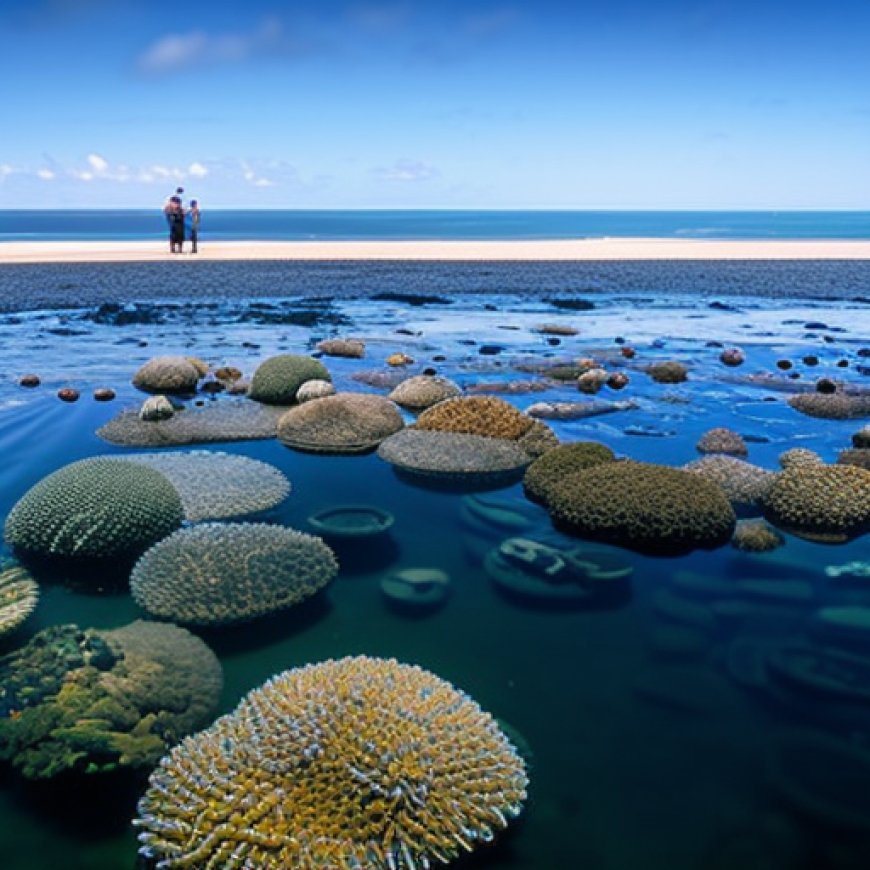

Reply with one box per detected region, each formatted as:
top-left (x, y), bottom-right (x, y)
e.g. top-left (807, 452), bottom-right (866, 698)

top-left (2, 238), bottom-right (870, 263)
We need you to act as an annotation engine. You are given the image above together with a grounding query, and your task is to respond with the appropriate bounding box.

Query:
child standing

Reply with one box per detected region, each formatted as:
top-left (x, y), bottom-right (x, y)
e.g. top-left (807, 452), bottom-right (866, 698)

top-left (187, 200), bottom-right (201, 254)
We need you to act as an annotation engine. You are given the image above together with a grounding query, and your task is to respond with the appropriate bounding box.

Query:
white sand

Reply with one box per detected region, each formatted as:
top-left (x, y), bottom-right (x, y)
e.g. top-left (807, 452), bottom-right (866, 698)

top-left (1, 238), bottom-right (869, 263)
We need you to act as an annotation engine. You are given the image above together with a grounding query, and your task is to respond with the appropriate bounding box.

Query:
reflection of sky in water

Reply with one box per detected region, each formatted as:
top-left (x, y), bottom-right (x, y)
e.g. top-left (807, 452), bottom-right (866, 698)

top-left (0, 292), bottom-right (869, 870)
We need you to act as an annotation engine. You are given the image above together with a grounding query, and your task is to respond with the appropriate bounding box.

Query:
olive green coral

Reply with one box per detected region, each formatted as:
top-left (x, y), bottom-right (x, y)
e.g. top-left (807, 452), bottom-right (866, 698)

top-left (130, 523), bottom-right (338, 626)
top-left (0, 620), bottom-right (221, 779)
top-left (249, 354), bottom-right (332, 405)
top-left (4, 458), bottom-right (183, 561)
top-left (134, 656), bottom-right (527, 870)
top-left (763, 463), bottom-right (870, 543)
top-left (523, 441), bottom-right (617, 505)
top-left (546, 461), bottom-right (736, 555)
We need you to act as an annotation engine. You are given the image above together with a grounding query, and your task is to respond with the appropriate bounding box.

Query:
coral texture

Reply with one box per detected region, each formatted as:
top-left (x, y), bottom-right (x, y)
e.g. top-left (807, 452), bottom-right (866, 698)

top-left (683, 456), bottom-right (775, 510)
top-left (763, 463), bottom-right (870, 543)
top-left (277, 392), bottom-right (404, 454)
top-left (515, 420), bottom-right (560, 459)
top-left (523, 442), bottom-right (617, 505)
top-left (778, 447), bottom-right (824, 470)
top-left (0, 561), bottom-right (39, 638)
top-left (316, 338), bottom-right (366, 358)
top-left (837, 449), bottom-right (870, 471)
top-left (132, 356), bottom-right (201, 394)
top-left (249, 355), bottom-right (332, 405)
top-left (415, 397), bottom-right (534, 441)
top-left (731, 520), bottom-right (785, 552)
top-left (4, 458), bottom-right (183, 560)
top-left (696, 427), bottom-right (748, 456)
top-left (0, 620), bottom-right (221, 779)
top-left (131, 523), bottom-right (337, 626)
top-left (388, 375), bottom-right (462, 410)
top-left (134, 656), bottom-right (526, 870)
top-left (645, 361), bottom-right (689, 384)
top-left (296, 380), bottom-right (336, 403)
top-left (788, 393), bottom-right (870, 420)
top-left (546, 461), bottom-right (736, 555)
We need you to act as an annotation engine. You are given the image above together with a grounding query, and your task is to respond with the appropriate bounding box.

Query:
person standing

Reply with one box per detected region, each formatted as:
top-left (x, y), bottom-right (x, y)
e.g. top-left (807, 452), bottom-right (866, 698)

top-left (165, 195), bottom-right (185, 253)
top-left (186, 199), bottom-right (201, 254)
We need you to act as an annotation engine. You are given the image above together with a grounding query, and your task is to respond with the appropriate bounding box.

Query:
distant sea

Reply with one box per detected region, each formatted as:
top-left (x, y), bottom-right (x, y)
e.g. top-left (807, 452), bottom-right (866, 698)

top-left (0, 210), bottom-right (867, 242)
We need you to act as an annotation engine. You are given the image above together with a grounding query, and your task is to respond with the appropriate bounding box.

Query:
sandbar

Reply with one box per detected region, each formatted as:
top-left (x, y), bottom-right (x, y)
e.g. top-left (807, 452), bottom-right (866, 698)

top-left (1, 238), bottom-right (869, 264)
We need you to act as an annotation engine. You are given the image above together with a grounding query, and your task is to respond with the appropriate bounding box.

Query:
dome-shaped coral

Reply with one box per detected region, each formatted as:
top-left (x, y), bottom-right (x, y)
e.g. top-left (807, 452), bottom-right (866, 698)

top-left (683, 455), bottom-right (774, 511)
top-left (731, 520), bottom-right (784, 552)
top-left (132, 356), bottom-right (201, 394)
top-left (296, 379), bottom-right (336, 403)
top-left (134, 655), bottom-right (527, 870)
top-left (788, 393), bottom-right (870, 420)
top-left (524, 442), bottom-right (616, 505)
top-left (645, 361), bottom-right (688, 384)
top-left (763, 464), bottom-right (870, 543)
top-left (546, 461), bottom-right (736, 555)
top-left (249, 354), bottom-right (332, 405)
top-left (131, 523), bottom-right (337, 626)
top-left (696, 427), bottom-right (748, 457)
top-left (0, 561), bottom-right (39, 638)
top-left (0, 620), bottom-right (221, 779)
top-left (123, 451), bottom-right (290, 521)
top-left (415, 396), bottom-right (534, 441)
top-left (316, 338), bottom-right (366, 358)
top-left (4, 458), bottom-right (183, 561)
top-left (277, 392), bottom-right (404, 454)
top-left (779, 447), bottom-right (823, 470)
top-left (388, 375), bottom-right (462, 410)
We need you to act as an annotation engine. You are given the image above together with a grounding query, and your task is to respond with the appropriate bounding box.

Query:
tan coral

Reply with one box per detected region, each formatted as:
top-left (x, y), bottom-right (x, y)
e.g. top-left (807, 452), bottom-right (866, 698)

top-left (415, 396), bottom-right (535, 441)
top-left (731, 520), bottom-right (785, 552)
top-left (696, 427), bottom-right (748, 457)
top-left (316, 338), bottom-right (366, 359)
top-left (389, 375), bottom-right (462, 410)
top-left (778, 447), bottom-right (824, 470)
top-left (134, 656), bottom-right (527, 870)
top-left (0, 562), bottom-right (39, 638)
top-left (645, 361), bottom-right (688, 384)
top-left (132, 356), bottom-right (201, 394)
top-left (683, 455), bottom-right (775, 510)
top-left (788, 393), bottom-right (870, 420)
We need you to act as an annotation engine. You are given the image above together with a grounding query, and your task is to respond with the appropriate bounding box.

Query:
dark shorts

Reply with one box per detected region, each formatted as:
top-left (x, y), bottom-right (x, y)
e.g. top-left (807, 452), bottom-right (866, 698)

top-left (170, 223), bottom-right (184, 244)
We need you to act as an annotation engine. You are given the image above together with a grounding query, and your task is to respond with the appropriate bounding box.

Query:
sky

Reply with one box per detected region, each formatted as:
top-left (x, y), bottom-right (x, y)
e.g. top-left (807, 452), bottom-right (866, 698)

top-left (1, 0), bottom-right (868, 209)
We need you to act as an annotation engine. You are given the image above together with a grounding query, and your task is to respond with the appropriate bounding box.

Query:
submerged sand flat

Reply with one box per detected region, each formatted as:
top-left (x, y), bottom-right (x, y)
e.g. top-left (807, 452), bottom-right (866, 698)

top-left (2, 238), bottom-right (870, 263)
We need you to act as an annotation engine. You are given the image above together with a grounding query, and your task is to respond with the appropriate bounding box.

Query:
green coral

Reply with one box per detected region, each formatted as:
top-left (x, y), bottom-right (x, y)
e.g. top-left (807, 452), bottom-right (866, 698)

top-left (523, 441), bottom-right (616, 504)
top-left (249, 354), bottom-right (331, 405)
top-left (4, 458), bottom-right (183, 561)
top-left (546, 460), bottom-right (736, 555)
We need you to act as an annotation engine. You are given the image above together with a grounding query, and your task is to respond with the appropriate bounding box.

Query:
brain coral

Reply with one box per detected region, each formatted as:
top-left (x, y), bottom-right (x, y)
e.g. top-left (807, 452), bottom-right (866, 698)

top-left (277, 392), bottom-right (404, 454)
top-left (388, 375), bottom-right (462, 410)
top-left (683, 455), bottom-right (775, 510)
top-left (645, 361), bottom-right (689, 384)
top-left (731, 520), bottom-right (785, 552)
top-left (546, 461), bottom-right (736, 555)
top-left (122, 451), bottom-right (290, 521)
top-left (132, 356), bottom-right (201, 394)
top-left (4, 458), bottom-right (183, 561)
top-left (763, 463), bottom-right (870, 542)
top-left (415, 396), bottom-right (535, 441)
top-left (696, 427), bottom-right (749, 456)
top-left (134, 655), bottom-right (527, 870)
top-left (249, 354), bottom-right (332, 405)
top-left (131, 523), bottom-right (338, 626)
top-left (378, 428), bottom-right (531, 487)
top-left (523, 441), bottom-right (617, 505)
top-left (788, 393), bottom-right (870, 420)
top-left (778, 447), bottom-right (824, 470)
top-left (0, 620), bottom-right (221, 779)
top-left (0, 561), bottom-right (39, 638)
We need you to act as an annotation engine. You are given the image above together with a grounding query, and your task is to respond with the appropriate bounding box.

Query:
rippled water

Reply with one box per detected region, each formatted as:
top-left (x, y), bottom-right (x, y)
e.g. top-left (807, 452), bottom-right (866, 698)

top-left (0, 288), bottom-right (869, 870)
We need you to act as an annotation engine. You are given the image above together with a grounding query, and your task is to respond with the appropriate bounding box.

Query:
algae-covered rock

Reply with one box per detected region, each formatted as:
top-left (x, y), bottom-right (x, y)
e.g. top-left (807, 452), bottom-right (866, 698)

top-left (249, 354), bottom-right (331, 405)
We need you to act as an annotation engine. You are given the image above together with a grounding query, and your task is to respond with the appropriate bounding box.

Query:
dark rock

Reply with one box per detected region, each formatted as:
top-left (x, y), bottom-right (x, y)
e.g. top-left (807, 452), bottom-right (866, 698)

top-left (57, 388), bottom-right (79, 402)
top-left (370, 292), bottom-right (452, 306)
top-left (836, 359), bottom-right (849, 368)
top-left (19, 374), bottom-right (40, 388)
top-left (802, 355), bottom-right (819, 366)
top-left (479, 345), bottom-right (504, 356)
top-left (547, 337), bottom-right (561, 346)
top-left (804, 321), bottom-right (828, 329)
top-left (709, 301), bottom-right (740, 311)
top-left (546, 298), bottom-right (595, 311)
top-left (776, 360), bottom-right (793, 370)
top-left (93, 388), bottom-right (115, 401)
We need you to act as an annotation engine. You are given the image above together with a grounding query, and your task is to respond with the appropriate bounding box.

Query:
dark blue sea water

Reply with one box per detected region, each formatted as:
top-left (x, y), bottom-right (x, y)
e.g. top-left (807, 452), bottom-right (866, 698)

top-left (1, 209), bottom-right (868, 242)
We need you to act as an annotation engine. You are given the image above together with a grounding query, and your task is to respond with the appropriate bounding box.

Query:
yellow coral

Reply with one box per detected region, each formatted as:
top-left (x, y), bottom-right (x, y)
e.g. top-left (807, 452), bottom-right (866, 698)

top-left (135, 656), bottom-right (527, 869)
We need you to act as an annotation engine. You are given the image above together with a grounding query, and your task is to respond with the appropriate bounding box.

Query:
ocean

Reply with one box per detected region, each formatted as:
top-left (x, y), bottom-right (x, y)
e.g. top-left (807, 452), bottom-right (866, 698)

top-left (1, 209), bottom-right (868, 242)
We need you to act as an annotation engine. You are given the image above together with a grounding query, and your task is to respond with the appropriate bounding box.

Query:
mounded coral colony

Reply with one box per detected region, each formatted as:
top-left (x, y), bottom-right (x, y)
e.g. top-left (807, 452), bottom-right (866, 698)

top-left (249, 354), bottom-right (332, 405)
top-left (4, 458), bottom-right (184, 561)
top-left (545, 461), bottom-right (736, 555)
top-left (523, 442), bottom-right (617, 505)
top-left (388, 375), bottom-right (462, 411)
top-left (134, 656), bottom-right (527, 870)
top-left (415, 396), bottom-right (535, 441)
top-left (132, 356), bottom-right (202, 394)
top-left (131, 523), bottom-right (338, 626)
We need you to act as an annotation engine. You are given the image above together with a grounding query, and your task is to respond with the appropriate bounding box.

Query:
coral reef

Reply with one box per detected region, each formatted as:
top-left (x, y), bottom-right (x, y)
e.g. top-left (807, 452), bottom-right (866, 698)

top-left (316, 338), bottom-right (365, 358)
top-left (516, 420), bottom-right (560, 459)
top-left (696, 427), bottom-right (749, 456)
top-left (296, 379), bottom-right (336, 403)
top-left (731, 520), bottom-right (785, 552)
top-left (778, 447), bottom-right (824, 470)
top-left (683, 456), bottom-right (775, 510)
top-left (97, 400), bottom-right (285, 447)
top-left (788, 393), bottom-right (870, 420)
top-left (249, 354), bottom-right (332, 405)
top-left (645, 361), bottom-right (689, 383)
top-left (763, 463), bottom-right (870, 543)
top-left (4, 458), bottom-right (183, 561)
top-left (134, 656), bottom-right (526, 869)
top-left (131, 523), bottom-right (337, 626)
top-left (546, 461), bottom-right (736, 555)
top-left (0, 561), bottom-right (39, 638)
top-left (416, 396), bottom-right (534, 441)
top-left (388, 375), bottom-right (462, 410)
top-left (524, 442), bottom-right (617, 505)
top-left (132, 356), bottom-right (201, 394)
top-left (123, 451), bottom-right (290, 521)
top-left (277, 392), bottom-right (404, 454)
top-left (0, 620), bottom-right (221, 779)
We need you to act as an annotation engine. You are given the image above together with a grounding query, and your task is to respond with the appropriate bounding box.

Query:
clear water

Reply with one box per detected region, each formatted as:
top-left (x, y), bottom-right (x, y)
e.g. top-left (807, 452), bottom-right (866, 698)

top-left (1, 209), bottom-right (869, 241)
top-left (1, 285), bottom-right (869, 869)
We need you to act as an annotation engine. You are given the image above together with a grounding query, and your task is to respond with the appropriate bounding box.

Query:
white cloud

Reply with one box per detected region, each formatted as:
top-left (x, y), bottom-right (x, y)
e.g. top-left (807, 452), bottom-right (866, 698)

top-left (188, 161), bottom-right (208, 178)
top-left (87, 153), bottom-right (109, 173)
top-left (37, 168), bottom-right (56, 180)
top-left (72, 170), bottom-right (95, 181)
top-left (0, 164), bottom-right (15, 179)
top-left (374, 158), bottom-right (439, 182)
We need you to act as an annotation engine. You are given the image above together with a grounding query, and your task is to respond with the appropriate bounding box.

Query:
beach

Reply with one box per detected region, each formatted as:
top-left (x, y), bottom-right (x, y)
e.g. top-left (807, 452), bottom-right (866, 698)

top-left (2, 237), bottom-right (870, 263)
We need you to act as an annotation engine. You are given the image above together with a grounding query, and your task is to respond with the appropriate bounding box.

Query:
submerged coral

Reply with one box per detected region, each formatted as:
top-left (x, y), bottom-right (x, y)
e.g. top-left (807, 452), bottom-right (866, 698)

top-left (277, 392), bottom-right (404, 454)
top-left (388, 375), bottom-right (462, 410)
top-left (249, 354), bottom-right (332, 405)
top-left (0, 561), bottom-right (39, 637)
top-left (683, 455), bottom-right (775, 510)
top-left (131, 523), bottom-right (337, 626)
top-left (731, 520), bottom-right (785, 552)
top-left (0, 620), bottom-right (221, 779)
top-left (4, 458), bottom-right (183, 561)
top-left (524, 442), bottom-right (617, 505)
top-left (134, 656), bottom-right (526, 870)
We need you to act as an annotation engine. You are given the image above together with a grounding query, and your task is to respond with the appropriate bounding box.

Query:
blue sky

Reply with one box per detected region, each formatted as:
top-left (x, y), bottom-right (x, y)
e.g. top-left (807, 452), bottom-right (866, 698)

top-left (1, 0), bottom-right (868, 208)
